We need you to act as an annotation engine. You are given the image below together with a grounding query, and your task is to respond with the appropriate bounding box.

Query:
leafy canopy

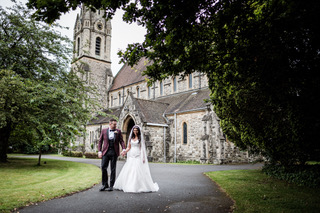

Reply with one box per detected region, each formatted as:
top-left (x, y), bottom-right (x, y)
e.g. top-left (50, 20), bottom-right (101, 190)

top-left (26, 0), bottom-right (320, 165)
top-left (0, 3), bottom-right (99, 162)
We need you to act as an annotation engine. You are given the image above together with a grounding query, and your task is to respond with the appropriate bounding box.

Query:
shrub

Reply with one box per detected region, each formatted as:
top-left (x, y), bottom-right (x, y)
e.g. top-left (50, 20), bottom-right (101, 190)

top-left (262, 163), bottom-right (320, 188)
top-left (22, 144), bottom-right (58, 154)
top-left (62, 150), bottom-right (71, 157)
top-left (23, 144), bottom-right (39, 154)
top-left (84, 152), bottom-right (98, 159)
top-left (61, 150), bottom-right (83, 157)
top-left (71, 151), bottom-right (83, 157)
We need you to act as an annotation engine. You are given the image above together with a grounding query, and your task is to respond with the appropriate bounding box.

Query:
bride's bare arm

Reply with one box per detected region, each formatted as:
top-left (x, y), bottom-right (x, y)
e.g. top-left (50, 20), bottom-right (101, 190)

top-left (125, 140), bottom-right (131, 153)
top-left (140, 143), bottom-right (145, 163)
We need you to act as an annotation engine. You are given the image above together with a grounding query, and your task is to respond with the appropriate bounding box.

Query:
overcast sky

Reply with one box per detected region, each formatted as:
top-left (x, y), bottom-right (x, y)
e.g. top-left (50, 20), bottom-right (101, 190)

top-left (1, 0), bottom-right (146, 76)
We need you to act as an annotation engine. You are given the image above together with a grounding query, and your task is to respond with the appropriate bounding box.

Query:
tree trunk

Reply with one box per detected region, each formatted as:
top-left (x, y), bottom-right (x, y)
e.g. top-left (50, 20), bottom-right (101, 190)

top-left (0, 125), bottom-right (12, 163)
top-left (37, 146), bottom-right (42, 166)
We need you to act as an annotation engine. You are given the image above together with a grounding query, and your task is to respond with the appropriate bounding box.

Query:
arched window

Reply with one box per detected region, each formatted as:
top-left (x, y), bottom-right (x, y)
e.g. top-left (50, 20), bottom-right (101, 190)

top-left (183, 122), bottom-right (187, 144)
top-left (95, 37), bottom-right (101, 55)
top-left (160, 81), bottom-right (163, 96)
top-left (118, 93), bottom-right (121, 105)
top-left (91, 131), bottom-right (94, 144)
top-left (137, 87), bottom-right (140, 98)
top-left (110, 95), bottom-right (113, 107)
top-left (173, 77), bottom-right (177, 92)
top-left (188, 74), bottom-right (193, 89)
top-left (77, 37), bottom-right (80, 56)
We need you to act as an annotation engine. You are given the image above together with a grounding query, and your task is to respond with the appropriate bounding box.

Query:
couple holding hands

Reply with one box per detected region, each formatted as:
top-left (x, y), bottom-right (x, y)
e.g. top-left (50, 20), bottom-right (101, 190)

top-left (98, 118), bottom-right (159, 193)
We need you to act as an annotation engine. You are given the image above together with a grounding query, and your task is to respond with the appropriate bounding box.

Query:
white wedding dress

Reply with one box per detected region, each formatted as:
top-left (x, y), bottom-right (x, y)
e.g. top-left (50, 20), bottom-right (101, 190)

top-left (114, 139), bottom-right (159, 193)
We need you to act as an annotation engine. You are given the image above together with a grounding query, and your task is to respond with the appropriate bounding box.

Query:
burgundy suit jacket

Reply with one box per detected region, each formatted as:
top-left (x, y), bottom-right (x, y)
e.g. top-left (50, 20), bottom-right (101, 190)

top-left (98, 128), bottom-right (126, 157)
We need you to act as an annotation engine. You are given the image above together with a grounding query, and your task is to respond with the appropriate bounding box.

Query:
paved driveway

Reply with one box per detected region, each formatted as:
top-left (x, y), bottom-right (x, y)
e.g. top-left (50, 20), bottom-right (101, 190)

top-left (14, 155), bottom-right (262, 213)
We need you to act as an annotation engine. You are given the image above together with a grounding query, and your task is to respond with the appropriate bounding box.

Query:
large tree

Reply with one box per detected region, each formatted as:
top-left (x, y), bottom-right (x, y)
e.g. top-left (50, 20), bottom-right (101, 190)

top-left (27, 0), bottom-right (320, 165)
top-left (0, 4), bottom-right (98, 163)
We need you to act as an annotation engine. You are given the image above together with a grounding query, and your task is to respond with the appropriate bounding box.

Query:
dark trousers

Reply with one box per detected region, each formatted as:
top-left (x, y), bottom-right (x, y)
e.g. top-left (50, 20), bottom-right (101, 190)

top-left (101, 149), bottom-right (117, 187)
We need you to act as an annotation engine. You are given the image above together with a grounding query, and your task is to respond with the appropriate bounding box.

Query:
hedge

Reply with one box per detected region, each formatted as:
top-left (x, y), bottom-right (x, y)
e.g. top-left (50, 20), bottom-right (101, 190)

top-left (62, 150), bottom-right (83, 158)
top-left (84, 152), bottom-right (98, 159)
top-left (262, 163), bottom-right (320, 188)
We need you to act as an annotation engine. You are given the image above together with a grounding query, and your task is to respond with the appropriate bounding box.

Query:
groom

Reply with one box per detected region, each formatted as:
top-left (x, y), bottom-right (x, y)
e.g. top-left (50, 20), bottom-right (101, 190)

top-left (98, 118), bottom-right (126, 191)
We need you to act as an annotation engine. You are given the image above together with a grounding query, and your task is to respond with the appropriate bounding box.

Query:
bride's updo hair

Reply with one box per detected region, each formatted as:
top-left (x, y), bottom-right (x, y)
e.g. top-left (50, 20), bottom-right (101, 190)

top-left (131, 126), bottom-right (141, 144)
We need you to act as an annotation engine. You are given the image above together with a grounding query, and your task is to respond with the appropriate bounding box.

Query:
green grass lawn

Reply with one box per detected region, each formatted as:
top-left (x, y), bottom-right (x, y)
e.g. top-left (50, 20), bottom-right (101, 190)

top-left (0, 157), bottom-right (101, 212)
top-left (206, 169), bottom-right (320, 213)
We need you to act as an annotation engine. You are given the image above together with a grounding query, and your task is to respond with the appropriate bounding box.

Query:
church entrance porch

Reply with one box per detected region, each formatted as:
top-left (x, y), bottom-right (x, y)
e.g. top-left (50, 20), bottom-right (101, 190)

top-left (121, 115), bottom-right (135, 145)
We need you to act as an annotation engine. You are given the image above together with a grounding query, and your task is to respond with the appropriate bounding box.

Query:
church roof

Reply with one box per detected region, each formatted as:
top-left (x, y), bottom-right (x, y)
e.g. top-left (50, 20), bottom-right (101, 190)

top-left (109, 58), bottom-right (151, 91)
top-left (127, 88), bottom-right (210, 124)
top-left (87, 88), bottom-right (210, 126)
top-left (88, 107), bottom-right (122, 125)
top-left (157, 88), bottom-right (211, 115)
top-left (134, 98), bottom-right (169, 124)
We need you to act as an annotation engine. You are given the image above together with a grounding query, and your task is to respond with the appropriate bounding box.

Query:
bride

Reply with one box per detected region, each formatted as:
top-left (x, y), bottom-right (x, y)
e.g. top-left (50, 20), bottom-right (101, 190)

top-left (114, 125), bottom-right (159, 193)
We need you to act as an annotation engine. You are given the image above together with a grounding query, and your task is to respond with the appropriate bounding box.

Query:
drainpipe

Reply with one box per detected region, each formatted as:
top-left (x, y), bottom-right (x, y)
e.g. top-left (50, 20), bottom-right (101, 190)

top-left (174, 113), bottom-right (177, 163)
top-left (163, 127), bottom-right (166, 163)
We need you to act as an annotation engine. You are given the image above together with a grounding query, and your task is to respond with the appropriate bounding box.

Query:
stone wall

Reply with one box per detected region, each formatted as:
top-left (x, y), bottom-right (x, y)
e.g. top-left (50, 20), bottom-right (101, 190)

top-left (165, 110), bottom-right (206, 162)
top-left (80, 106), bottom-right (258, 164)
top-left (201, 108), bottom-right (255, 164)
top-left (72, 58), bottom-right (112, 109)
top-left (76, 70), bottom-right (256, 164)
top-left (85, 125), bottom-right (99, 152)
top-left (143, 125), bottom-right (166, 162)
top-left (73, 7), bottom-right (112, 62)
top-left (73, 123), bottom-right (108, 153)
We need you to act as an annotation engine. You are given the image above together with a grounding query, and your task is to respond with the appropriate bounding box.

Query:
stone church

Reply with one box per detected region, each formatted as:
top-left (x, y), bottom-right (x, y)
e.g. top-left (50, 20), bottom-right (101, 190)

top-left (72, 6), bottom-right (253, 164)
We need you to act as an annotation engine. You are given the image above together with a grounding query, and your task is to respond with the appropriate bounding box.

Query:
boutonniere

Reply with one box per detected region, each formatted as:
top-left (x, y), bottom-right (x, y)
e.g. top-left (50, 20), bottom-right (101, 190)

top-left (114, 130), bottom-right (118, 134)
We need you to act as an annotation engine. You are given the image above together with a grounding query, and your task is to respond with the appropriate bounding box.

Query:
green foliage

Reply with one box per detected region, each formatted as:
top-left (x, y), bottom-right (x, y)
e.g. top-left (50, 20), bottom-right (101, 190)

top-left (26, 0), bottom-right (129, 24)
top-left (22, 144), bottom-right (39, 154)
top-left (71, 151), bottom-right (83, 157)
top-left (62, 150), bottom-right (83, 157)
top-left (25, 0), bottom-right (320, 166)
top-left (19, 144), bottom-right (58, 154)
top-left (0, 4), bottom-right (99, 162)
top-left (262, 163), bottom-right (320, 188)
top-left (206, 0), bottom-right (320, 166)
top-left (84, 152), bottom-right (98, 159)
top-left (62, 150), bottom-right (71, 156)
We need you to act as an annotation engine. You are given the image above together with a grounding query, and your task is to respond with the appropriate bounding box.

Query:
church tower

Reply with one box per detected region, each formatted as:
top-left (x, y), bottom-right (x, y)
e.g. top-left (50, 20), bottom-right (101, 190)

top-left (72, 5), bottom-right (113, 108)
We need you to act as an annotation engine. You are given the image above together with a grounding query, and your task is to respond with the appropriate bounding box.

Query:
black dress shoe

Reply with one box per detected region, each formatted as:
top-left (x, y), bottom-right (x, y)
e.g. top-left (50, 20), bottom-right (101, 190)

top-left (99, 186), bottom-right (108, 191)
top-left (106, 187), bottom-right (113, 191)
